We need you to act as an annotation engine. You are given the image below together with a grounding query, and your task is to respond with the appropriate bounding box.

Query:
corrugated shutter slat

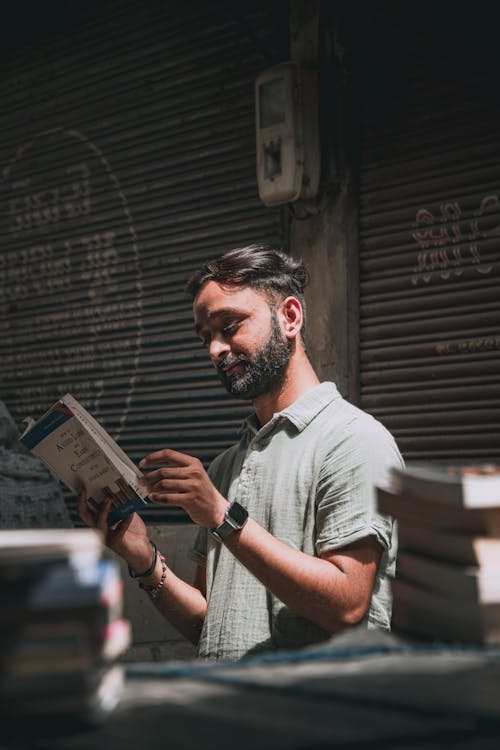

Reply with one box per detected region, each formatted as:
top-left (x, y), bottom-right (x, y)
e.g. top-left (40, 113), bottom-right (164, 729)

top-left (356, 3), bottom-right (500, 462)
top-left (0, 0), bottom-right (286, 519)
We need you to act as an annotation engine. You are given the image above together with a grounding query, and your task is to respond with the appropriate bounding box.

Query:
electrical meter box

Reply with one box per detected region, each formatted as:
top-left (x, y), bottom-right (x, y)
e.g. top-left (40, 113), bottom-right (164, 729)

top-left (255, 61), bottom-right (320, 206)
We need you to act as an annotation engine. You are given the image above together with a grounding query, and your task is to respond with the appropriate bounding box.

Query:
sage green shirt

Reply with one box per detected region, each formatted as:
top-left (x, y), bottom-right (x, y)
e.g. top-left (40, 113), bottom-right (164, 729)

top-left (191, 382), bottom-right (404, 661)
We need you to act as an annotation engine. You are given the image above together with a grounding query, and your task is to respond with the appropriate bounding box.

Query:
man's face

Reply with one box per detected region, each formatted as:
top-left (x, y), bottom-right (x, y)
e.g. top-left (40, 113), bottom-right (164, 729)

top-left (194, 281), bottom-right (291, 400)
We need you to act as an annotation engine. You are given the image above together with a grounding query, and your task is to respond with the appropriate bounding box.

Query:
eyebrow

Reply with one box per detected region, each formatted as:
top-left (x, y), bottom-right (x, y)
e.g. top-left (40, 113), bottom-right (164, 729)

top-left (194, 307), bottom-right (243, 335)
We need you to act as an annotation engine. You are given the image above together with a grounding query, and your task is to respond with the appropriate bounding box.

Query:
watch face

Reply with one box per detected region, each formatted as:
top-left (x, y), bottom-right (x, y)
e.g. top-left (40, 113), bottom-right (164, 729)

top-left (228, 502), bottom-right (249, 526)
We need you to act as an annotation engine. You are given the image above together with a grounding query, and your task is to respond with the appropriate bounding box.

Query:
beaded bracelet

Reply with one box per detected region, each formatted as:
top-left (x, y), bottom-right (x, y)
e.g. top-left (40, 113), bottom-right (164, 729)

top-left (127, 540), bottom-right (157, 579)
top-left (139, 554), bottom-right (167, 599)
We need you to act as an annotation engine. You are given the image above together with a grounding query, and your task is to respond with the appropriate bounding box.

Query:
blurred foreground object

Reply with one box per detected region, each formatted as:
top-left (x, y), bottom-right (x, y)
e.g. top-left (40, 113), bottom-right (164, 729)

top-left (379, 463), bottom-right (500, 644)
top-left (0, 528), bottom-right (131, 727)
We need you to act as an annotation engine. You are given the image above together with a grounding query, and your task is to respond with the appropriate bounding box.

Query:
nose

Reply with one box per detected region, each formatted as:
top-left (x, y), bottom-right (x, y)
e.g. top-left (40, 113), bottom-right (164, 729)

top-left (208, 334), bottom-right (230, 364)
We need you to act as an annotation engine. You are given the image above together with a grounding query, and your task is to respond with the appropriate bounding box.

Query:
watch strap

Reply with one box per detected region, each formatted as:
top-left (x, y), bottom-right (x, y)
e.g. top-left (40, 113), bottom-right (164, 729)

top-left (210, 501), bottom-right (248, 542)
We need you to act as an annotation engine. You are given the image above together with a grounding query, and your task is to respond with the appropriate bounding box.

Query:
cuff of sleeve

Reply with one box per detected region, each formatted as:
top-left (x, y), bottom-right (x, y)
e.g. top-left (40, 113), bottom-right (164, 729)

top-left (316, 521), bottom-right (393, 557)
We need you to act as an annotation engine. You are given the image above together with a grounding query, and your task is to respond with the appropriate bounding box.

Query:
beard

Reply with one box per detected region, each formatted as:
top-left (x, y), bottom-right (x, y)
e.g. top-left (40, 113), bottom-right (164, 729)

top-left (217, 313), bottom-right (292, 400)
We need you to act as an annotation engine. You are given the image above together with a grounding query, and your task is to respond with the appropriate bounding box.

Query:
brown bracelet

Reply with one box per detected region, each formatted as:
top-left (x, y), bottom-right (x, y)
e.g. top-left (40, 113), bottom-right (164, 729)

top-left (139, 553), bottom-right (167, 599)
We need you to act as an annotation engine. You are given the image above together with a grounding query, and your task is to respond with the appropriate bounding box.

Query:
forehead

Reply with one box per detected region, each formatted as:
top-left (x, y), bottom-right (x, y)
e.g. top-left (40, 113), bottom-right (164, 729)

top-left (193, 281), bottom-right (268, 327)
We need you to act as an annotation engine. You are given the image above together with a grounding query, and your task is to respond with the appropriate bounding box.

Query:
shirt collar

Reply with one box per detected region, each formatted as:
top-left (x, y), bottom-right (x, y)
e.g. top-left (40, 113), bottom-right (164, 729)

top-left (240, 382), bottom-right (341, 437)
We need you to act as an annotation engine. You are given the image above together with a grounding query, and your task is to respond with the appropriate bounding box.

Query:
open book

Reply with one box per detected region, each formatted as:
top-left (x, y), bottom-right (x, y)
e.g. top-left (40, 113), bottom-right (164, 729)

top-left (20, 394), bottom-right (149, 525)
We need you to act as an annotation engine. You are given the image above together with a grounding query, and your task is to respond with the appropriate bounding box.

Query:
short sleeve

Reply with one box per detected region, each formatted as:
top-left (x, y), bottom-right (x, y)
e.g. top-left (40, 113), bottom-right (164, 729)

top-left (188, 525), bottom-right (208, 565)
top-left (315, 417), bottom-right (403, 556)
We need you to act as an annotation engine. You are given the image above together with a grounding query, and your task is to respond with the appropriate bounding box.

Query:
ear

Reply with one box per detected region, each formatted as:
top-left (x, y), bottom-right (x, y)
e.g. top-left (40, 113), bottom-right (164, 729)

top-left (279, 296), bottom-right (303, 341)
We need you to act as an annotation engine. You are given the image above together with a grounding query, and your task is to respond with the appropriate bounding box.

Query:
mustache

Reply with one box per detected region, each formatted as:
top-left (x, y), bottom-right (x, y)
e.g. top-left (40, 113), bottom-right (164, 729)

top-left (217, 354), bottom-right (248, 373)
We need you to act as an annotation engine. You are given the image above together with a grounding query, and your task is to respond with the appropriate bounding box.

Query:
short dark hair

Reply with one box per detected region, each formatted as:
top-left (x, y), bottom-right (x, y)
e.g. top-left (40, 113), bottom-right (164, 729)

top-left (186, 244), bottom-right (309, 323)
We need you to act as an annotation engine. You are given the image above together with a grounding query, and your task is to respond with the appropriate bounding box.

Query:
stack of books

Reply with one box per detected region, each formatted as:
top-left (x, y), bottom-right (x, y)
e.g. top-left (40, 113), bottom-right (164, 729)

top-left (0, 528), bottom-right (131, 726)
top-left (378, 464), bottom-right (500, 645)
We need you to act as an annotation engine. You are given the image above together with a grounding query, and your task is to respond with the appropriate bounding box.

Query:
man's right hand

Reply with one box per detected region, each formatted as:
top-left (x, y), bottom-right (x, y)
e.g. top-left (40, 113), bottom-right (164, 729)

top-left (77, 489), bottom-right (153, 574)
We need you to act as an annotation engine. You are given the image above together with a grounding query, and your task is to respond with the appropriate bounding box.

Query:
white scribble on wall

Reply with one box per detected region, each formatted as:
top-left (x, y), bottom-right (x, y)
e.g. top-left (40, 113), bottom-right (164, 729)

top-left (411, 196), bottom-right (497, 285)
top-left (1, 128), bottom-right (143, 439)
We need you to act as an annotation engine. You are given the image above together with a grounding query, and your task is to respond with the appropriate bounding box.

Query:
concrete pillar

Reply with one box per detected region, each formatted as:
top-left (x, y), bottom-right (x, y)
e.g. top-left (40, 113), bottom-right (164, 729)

top-left (289, 0), bottom-right (359, 403)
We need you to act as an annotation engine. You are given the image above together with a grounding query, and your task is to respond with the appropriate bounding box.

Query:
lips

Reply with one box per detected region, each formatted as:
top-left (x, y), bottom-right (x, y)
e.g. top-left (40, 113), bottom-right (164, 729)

top-left (219, 356), bottom-right (246, 378)
top-left (224, 362), bottom-right (244, 377)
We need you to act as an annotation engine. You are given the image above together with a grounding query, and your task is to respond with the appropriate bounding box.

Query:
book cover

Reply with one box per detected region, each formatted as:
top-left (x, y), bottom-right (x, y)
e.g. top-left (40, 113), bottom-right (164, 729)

top-left (0, 617), bottom-right (132, 678)
top-left (397, 549), bottom-right (500, 605)
top-left (397, 519), bottom-right (500, 568)
top-left (0, 528), bottom-right (103, 565)
top-left (390, 464), bottom-right (500, 509)
top-left (0, 662), bottom-right (125, 723)
top-left (0, 662), bottom-right (124, 701)
top-left (377, 487), bottom-right (500, 535)
top-left (0, 556), bottom-right (123, 624)
top-left (391, 577), bottom-right (500, 645)
top-left (20, 393), bottom-right (149, 525)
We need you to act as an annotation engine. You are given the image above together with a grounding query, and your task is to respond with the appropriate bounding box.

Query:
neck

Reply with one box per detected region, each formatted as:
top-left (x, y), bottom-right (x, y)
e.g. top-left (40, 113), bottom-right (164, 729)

top-left (253, 350), bottom-right (320, 426)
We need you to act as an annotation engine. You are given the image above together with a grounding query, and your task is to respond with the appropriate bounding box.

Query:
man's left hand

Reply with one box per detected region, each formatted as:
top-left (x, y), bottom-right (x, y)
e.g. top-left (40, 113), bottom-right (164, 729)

top-left (139, 449), bottom-right (228, 528)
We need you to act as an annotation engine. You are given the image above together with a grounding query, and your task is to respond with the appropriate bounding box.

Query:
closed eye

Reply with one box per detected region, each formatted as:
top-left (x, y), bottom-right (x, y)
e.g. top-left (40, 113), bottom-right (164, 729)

top-left (198, 324), bottom-right (237, 348)
top-left (196, 314), bottom-right (245, 347)
top-left (222, 321), bottom-right (240, 335)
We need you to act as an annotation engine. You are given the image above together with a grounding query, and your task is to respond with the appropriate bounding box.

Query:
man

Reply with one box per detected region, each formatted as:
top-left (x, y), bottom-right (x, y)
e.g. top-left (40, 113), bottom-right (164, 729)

top-left (79, 244), bottom-right (404, 661)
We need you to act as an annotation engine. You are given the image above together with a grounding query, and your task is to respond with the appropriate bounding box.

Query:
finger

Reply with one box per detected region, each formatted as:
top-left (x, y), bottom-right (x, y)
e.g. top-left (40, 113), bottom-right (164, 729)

top-left (77, 487), bottom-right (98, 528)
top-left (148, 478), bottom-right (190, 496)
top-left (108, 509), bottom-right (135, 534)
top-left (139, 448), bottom-right (193, 469)
top-left (95, 497), bottom-right (114, 534)
top-left (148, 480), bottom-right (188, 497)
top-left (77, 486), bottom-right (87, 513)
top-left (149, 491), bottom-right (188, 506)
top-left (142, 466), bottom-right (191, 486)
top-left (106, 510), bottom-right (134, 544)
top-left (114, 511), bottom-right (134, 535)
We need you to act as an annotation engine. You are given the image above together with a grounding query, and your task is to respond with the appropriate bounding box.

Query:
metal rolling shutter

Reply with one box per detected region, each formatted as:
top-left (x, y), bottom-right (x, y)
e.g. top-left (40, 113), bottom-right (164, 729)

top-left (0, 0), bottom-right (287, 519)
top-left (356, 3), bottom-right (500, 463)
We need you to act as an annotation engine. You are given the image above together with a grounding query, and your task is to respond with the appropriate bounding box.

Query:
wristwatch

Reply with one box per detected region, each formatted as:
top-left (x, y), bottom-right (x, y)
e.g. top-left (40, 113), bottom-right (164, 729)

top-left (210, 501), bottom-right (249, 542)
